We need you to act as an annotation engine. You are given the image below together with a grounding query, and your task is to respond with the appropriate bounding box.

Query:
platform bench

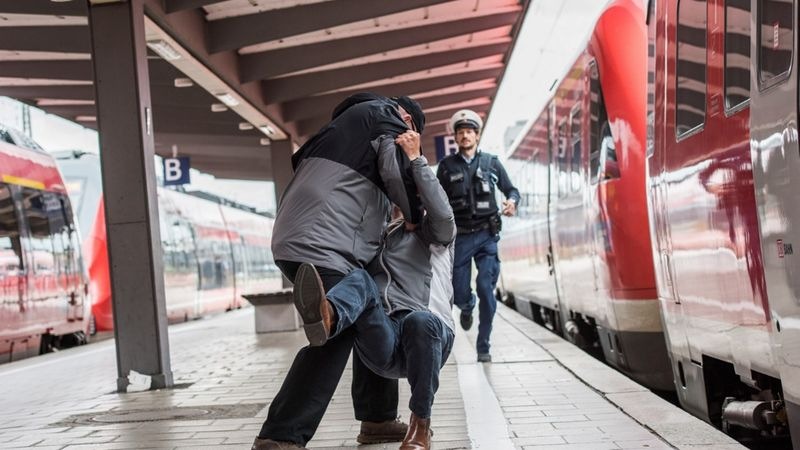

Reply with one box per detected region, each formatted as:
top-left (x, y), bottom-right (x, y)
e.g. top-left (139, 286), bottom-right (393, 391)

top-left (243, 289), bottom-right (299, 333)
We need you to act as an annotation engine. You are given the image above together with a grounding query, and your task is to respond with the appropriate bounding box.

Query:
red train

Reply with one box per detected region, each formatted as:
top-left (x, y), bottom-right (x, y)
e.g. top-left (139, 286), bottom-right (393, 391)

top-left (56, 152), bottom-right (282, 333)
top-left (498, 0), bottom-right (799, 445)
top-left (0, 128), bottom-right (90, 362)
top-left (499, 0), bottom-right (670, 388)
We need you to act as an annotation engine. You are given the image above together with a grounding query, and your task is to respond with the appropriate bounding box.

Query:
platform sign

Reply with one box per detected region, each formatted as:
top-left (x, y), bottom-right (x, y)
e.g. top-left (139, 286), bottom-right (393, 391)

top-left (434, 135), bottom-right (458, 162)
top-left (163, 157), bottom-right (190, 186)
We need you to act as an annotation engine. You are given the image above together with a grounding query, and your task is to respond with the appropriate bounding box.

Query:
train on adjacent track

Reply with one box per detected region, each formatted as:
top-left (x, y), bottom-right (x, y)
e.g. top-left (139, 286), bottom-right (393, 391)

top-left (497, 0), bottom-right (800, 446)
top-left (0, 145), bottom-right (281, 363)
top-left (56, 152), bottom-right (282, 334)
top-left (0, 127), bottom-right (90, 362)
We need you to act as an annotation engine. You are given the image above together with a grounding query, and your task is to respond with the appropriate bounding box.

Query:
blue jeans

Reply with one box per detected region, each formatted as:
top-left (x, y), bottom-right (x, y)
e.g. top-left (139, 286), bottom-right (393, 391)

top-left (259, 261), bottom-right (398, 446)
top-left (453, 229), bottom-right (500, 354)
top-left (327, 269), bottom-right (455, 418)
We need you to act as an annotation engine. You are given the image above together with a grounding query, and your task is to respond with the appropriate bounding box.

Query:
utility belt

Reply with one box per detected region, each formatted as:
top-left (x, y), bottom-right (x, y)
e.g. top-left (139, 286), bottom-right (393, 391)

top-left (456, 215), bottom-right (502, 236)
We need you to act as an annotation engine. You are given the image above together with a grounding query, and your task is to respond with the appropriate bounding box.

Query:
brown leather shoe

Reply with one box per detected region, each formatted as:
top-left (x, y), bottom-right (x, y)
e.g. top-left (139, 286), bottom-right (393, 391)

top-left (400, 413), bottom-right (432, 450)
top-left (293, 263), bottom-right (335, 346)
top-left (251, 437), bottom-right (307, 449)
top-left (356, 417), bottom-right (409, 444)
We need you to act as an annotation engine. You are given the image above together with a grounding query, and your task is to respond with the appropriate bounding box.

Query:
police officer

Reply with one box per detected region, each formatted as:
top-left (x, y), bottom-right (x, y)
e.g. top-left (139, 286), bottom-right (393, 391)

top-left (436, 109), bottom-right (520, 363)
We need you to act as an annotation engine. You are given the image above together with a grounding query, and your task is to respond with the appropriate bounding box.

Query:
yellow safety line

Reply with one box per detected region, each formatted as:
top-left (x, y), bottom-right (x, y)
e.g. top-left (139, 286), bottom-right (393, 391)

top-left (2, 175), bottom-right (45, 190)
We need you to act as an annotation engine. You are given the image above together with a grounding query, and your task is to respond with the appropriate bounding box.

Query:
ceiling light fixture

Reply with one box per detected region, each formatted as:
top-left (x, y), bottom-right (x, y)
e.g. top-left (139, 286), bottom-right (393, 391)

top-left (260, 138), bottom-right (271, 146)
top-left (146, 39), bottom-right (181, 61)
top-left (75, 115), bottom-right (97, 122)
top-left (215, 92), bottom-right (239, 107)
top-left (211, 103), bottom-right (228, 112)
top-left (174, 77), bottom-right (193, 88)
top-left (239, 122), bottom-right (254, 131)
top-left (258, 125), bottom-right (276, 136)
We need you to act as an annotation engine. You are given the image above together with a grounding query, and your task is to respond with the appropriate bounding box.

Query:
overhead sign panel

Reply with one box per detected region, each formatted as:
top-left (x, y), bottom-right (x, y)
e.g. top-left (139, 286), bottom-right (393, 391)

top-left (434, 135), bottom-right (457, 162)
top-left (163, 157), bottom-right (190, 186)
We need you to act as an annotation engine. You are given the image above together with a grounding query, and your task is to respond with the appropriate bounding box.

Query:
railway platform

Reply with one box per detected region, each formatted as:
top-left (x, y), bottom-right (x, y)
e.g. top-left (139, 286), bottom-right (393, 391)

top-left (0, 304), bottom-right (743, 450)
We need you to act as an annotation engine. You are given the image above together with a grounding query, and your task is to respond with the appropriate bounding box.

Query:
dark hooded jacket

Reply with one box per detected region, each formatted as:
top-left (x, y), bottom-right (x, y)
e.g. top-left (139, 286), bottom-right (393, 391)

top-left (272, 93), bottom-right (422, 274)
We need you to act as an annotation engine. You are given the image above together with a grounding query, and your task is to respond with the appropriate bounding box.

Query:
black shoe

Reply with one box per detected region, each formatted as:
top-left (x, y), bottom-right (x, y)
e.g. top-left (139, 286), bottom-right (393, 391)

top-left (251, 437), bottom-right (307, 449)
top-left (293, 263), bottom-right (334, 346)
top-left (460, 312), bottom-right (473, 331)
top-left (477, 352), bottom-right (492, 363)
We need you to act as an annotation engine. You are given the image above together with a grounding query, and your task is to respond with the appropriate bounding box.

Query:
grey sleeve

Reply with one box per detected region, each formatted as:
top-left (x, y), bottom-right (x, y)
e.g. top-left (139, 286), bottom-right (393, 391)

top-left (413, 156), bottom-right (456, 246)
top-left (374, 135), bottom-right (414, 220)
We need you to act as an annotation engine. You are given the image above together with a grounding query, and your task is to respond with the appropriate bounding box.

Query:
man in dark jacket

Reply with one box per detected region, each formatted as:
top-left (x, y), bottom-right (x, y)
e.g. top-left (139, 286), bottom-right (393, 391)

top-left (253, 93), bottom-right (425, 450)
top-left (290, 127), bottom-right (455, 450)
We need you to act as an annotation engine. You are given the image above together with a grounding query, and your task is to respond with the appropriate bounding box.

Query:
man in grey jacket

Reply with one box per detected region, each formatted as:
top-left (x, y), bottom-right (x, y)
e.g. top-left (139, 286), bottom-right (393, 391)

top-left (291, 129), bottom-right (455, 450)
top-left (254, 94), bottom-right (425, 450)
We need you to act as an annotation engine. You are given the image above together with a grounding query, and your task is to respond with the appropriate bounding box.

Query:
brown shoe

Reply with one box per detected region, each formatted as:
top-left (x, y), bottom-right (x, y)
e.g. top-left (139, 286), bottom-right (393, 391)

top-left (293, 263), bottom-right (335, 346)
top-left (400, 413), bottom-right (431, 450)
top-left (251, 437), bottom-right (307, 449)
top-left (356, 417), bottom-right (409, 444)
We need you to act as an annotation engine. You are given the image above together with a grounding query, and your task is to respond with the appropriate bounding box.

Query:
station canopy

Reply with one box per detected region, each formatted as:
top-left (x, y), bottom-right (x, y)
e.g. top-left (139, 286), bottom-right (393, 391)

top-left (0, 0), bottom-right (527, 180)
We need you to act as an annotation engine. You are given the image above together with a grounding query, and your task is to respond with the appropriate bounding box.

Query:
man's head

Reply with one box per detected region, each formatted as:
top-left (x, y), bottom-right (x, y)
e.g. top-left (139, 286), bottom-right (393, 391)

top-left (449, 109), bottom-right (483, 153)
top-left (392, 96), bottom-right (425, 133)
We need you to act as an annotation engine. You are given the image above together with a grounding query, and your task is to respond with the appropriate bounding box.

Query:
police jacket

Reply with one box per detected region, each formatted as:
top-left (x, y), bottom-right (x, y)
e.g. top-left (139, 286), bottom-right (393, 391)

top-left (272, 95), bottom-right (420, 275)
top-left (368, 155), bottom-right (456, 331)
top-left (436, 150), bottom-right (520, 231)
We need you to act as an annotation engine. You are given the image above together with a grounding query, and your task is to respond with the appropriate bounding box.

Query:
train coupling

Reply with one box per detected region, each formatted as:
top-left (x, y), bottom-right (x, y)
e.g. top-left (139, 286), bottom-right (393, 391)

top-left (721, 398), bottom-right (785, 432)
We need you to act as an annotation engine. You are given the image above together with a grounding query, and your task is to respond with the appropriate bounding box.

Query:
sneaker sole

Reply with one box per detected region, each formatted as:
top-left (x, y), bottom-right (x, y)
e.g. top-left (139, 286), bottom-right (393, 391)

top-left (294, 263), bottom-right (327, 347)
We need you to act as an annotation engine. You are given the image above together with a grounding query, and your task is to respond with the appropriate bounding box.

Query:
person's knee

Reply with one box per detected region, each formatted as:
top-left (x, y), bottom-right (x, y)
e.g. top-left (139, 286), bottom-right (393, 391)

top-left (403, 312), bottom-right (439, 339)
top-left (349, 269), bottom-right (378, 296)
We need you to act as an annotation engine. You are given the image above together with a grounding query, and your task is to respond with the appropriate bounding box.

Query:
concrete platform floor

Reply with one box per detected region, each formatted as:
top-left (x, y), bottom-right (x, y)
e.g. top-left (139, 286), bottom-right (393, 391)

top-left (0, 304), bottom-right (744, 450)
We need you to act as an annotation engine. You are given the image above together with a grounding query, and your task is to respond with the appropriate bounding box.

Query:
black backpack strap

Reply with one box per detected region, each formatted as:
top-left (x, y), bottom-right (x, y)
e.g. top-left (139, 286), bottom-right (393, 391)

top-left (477, 152), bottom-right (498, 185)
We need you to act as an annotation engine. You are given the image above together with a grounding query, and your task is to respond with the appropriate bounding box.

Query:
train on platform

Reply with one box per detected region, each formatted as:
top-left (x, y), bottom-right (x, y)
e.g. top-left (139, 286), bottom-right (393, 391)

top-left (55, 152), bottom-right (282, 334)
top-left (0, 127), bottom-right (90, 363)
top-left (497, 0), bottom-right (800, 446)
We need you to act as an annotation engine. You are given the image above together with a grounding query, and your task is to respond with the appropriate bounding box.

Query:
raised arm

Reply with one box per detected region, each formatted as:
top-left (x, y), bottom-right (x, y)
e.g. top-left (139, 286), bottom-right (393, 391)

top-left (374, 134), bottom-right (418, 222)
top-left (493, 158), bottom-right (520, 216)
top-left (393, 130), bottom-right (455, 246)
top-left (412, 156), bottom-right (456, 246)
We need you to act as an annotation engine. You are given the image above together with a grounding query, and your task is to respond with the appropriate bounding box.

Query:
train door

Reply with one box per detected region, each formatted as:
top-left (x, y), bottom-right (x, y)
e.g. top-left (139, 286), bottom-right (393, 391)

top-left (53, 193), bottom-right (85, 322)
top-left (586, 62), bottom-right (606, 298)
top-left (545, 100), bottom-right (564, 332)
top-left (748, 0), bottom-right (800, 434)
top-left (647, 0), bottom-right (699, 406)
top-left (0, 184), bottom-right (25, 344)
top-left (539, 102), bottom-right (561, 310)
top-left (545, 101), bottom-right (559, 295)
top-left (219, 207), bottom-right (247, 308)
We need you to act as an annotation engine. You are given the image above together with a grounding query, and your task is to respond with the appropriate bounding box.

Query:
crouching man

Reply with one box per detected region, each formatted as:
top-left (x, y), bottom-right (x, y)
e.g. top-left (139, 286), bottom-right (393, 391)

top-left (292, 130), bottom-right (455, 450)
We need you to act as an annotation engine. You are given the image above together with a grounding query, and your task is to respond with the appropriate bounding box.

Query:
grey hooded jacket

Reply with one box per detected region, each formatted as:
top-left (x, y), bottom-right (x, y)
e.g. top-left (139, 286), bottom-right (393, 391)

top-left (369, 155), bottom-right (457, 331)
top-left (272, 97), bottom-right (419, 275)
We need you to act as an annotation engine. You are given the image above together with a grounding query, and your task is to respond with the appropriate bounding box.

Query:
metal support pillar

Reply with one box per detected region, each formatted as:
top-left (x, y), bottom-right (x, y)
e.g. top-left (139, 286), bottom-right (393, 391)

top-left (87, 0), bottom-right (172, 392)
top-left (270, 139), bottom-right (294, 289)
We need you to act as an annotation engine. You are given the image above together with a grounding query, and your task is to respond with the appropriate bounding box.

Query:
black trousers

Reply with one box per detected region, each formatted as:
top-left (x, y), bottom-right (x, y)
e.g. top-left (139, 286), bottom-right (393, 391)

top-left (258, 260), bottom-right (399, 445)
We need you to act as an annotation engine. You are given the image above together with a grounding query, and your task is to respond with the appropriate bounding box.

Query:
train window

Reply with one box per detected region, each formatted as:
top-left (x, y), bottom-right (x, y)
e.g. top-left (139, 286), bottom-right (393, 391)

top-left (675, 0), bottom-right (707, 138)
top-left (724, 0), bottom-right (751, 110)
top-left (758, 0), bottom-right (793, 87)
top-left (21, 189), bottom-right (55, 273)
top-left (570, 106), bottom-right (582, 192)
top-left (598, 123), bottom-right (620, 181)
top-left (20, 189), bottom-right (80, 277)
top-left (589, 62), bottom-right (605, 184)
top-left (0, 184), bottom-right (22, 274)
top-left (0, 128), bottom-right (14, 145)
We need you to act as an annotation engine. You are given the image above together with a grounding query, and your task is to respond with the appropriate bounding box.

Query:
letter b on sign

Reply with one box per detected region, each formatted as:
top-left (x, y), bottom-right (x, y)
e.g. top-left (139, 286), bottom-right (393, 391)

top-left (163, 157), bottom-right (190, 186)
